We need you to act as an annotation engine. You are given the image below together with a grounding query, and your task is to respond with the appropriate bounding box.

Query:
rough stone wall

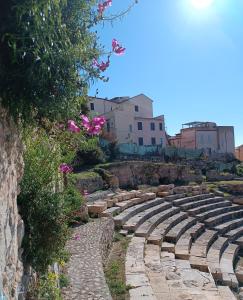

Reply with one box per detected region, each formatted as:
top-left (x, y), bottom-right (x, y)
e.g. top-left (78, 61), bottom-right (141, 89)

top-left (105, 161), bottom-right (203, 188)
top-left (0, 105), bottom-right (24, 299)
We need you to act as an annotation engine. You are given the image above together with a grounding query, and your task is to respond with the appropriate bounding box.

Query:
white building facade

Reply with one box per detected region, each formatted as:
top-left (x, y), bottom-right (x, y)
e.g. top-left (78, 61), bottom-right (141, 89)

top-left (88, 94), bottom-right (167, 147)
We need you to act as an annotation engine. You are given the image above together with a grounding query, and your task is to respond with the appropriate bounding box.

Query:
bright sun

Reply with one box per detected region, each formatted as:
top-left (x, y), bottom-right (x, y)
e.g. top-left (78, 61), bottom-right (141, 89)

top-left (191, 0), bottom-right (214, 9)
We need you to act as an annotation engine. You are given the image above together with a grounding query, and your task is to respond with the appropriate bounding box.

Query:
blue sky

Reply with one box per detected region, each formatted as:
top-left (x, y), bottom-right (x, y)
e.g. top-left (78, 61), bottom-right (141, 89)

top-left (90, 0), bottom-right (243, 146)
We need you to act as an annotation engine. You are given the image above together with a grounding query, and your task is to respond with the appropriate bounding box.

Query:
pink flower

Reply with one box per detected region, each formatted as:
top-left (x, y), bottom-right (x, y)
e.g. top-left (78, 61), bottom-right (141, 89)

top-left (98, 0), bottom-right (112, 16)
top-left (93, 116), bottom-right (106, 126)
top-left (93, 58), bottom-right (110, 72)
top-left (74, 234), bottom-right (81, 241)
top-left (67, 120), bottom-right (80, 133)
top-left (59, 163), bottom-right (73, 174)
top-left (112, 39), bottom-right (126, 56)
top-left (83, 190), bottom-right (89, 196)
top-left (80, 114), bottom-right (106, 136)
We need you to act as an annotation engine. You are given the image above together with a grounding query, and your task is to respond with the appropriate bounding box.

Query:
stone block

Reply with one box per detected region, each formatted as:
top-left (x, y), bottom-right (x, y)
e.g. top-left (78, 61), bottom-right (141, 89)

top-left (157, 191), bottom-right (170, 197)
top-left (88, 201), bottom-right (107, 215)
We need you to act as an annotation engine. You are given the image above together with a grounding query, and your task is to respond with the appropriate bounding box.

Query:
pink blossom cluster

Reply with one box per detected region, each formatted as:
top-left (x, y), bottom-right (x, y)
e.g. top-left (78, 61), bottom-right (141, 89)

top-left (93, 57), bottom-right (110, 72)
top-left (67, 120), bottom-right (80, 133)
top-left (59, 163), bottom-right (73, 174)
top-left (93, 39), bottom-right (126, 72)
top-left (98, 0), bottom-right (112, 16)
top-left (112, 39), bottom-right (126, 56)
top-left (81, 115), bottom-right (106, 135)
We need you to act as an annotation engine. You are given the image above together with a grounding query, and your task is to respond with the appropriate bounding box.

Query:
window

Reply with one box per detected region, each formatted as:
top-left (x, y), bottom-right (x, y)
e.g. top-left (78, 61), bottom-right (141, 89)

top-left (150, 122), bottom-right (155, 131)
top-left (90, 103), bottom-right (94, 110)
top-left (138, 137), bottom-right (144, 146)
top-left (159, 123), bottom-right (163, 131)
top-left (137, 122), bottom-right (143, 130)
top-left (135, 105), bottom-right (139, 112)
top-left (129, 124), bottom-right (133, 133)
top-left (160, 138), bottom-right (163, 146)
top-left (151, 137), bottom-right (156, 145)
top-left (107, 122), bottom-right (110, 132)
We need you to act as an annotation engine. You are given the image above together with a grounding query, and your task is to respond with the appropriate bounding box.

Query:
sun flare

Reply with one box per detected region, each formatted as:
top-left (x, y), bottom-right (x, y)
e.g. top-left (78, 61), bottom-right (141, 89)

top-left (191, 0), bottom-right (214, 9)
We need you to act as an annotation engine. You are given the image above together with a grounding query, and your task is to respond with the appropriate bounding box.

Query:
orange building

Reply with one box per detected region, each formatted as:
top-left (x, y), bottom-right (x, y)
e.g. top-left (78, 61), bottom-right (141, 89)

top-left (169, 121), bottom-right (235, 154)
top-left (236, 145), bottom-right (243, 161)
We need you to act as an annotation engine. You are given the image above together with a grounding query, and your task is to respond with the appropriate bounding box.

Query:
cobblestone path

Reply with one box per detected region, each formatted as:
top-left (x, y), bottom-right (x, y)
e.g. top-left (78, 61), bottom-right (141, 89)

top-left (62, 219), bottom-right (113, 300)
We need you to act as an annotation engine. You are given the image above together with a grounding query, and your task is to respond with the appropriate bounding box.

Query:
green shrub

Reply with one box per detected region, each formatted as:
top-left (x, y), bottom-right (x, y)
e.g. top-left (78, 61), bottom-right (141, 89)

top-left (29, 272), bottom-right (62, 300)
top-left (74, 138), bottom-right (106, 168)
top-left (18, 128), bottom-right (82, 273)
top-left (236, 164), bottom-right (243, 177)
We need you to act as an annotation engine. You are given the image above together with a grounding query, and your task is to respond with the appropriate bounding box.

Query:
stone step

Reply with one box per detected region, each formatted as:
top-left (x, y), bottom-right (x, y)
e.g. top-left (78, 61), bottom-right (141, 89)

top-left (123, 202), bottom-right (172, 232)
top-left (99, 206), bottom-right (121, 217)
top-left (196, 204), bottom-right (242, 222)
top-left (187, 200), bottom-right (232, 216)
top-left (113, 197), bottom-right (165, 227)
top-left (216, 217), bottom-right (243, 235)
top-left (180, 196), bottom-right (224, 211)
top-left (175, 223), bottom-right (205, 260)
top-left (135, 207), bottom-right (180, 238)
top-left (126, 237), bottom-right (157, 299)
top-left (235, 236), bottom-right (243, 247)
top-left (171, 193), bottom-right (214, 206)
top-left (220, 243), bottom-right (239, 289)
top-left (224, 226), bottom-right (243, 240)
top-left (147, 211), bottom-right (187, 245)
top-left (165, 217), bottom-right (197, 244)
top-left (218, 286), bottom-right (237, 300)
top-left (204, 208), bottom-right (243, 228)
top-left (207, 236), bottom-right (229, 281)
top-left (190, 230), bottom-right (218, 272)
top-left (116, 194), bottom-right (156, 211)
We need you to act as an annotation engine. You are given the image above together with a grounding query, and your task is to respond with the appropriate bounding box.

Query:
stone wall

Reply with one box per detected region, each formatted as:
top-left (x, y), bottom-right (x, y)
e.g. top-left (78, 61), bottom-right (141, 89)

top-left (100, 161), bottom-right (203, 188)
top-left (0, 105), bottom-right (24, 299)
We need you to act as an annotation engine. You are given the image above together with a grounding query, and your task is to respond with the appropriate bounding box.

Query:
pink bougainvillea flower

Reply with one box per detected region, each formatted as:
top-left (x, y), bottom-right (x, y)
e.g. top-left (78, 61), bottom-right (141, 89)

top-left (93, 58), bottom-right (110, 72)
top-left (112, 39), bottom-right (126, 56)
top-left (67, 120), bottom-right (80, 133)
top-left (93, 116), bottom-right (106, 126)
top-left (59, 163), bottom-right (73, 174)
top-left (80, 114), bottom-right (106, 136)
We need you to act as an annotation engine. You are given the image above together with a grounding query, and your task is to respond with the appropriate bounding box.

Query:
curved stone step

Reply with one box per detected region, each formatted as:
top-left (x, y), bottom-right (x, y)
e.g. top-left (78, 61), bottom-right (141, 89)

top-left (216, 217), bottom-right (243, 236)
top-left (204, 208), bottom-right (243, 228)
top-left (187, 200), bottom-right (232, 216)
top-left (220, 243), bottom-right (239, 289)
top-left (207, 236), bottom-right (229, 281)
top-left (190, 230), bottom-right (218, 272)
top-left (180, 196), bottom-right (224, 211)
top-left (147, 211), bottom-right (188, 245)
top-left (165, 217), bottom-right (197, 243)
top-left (123, 202), bottom-right (172, 232)
top-left (172, 193), bottom-right (214, 207)
top-left (135, 207), bottom-right (180, 238)
top-left (116, 194), bottom-right (156, 211)
top-left (175, 223), bottom-right (205, 260)
top-left (196, 204), bottom-right (242, 222)
top-left (113, 197), bottom-right (165, 227)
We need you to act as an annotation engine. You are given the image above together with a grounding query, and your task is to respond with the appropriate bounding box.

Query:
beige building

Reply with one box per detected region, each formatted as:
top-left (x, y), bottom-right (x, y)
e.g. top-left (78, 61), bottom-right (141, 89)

top-left (236, 145), bottom-right (243, 161)
top-left (169, 121), bottom-right (235, 154)
top-left (88, 94), bottom-right (167, 146)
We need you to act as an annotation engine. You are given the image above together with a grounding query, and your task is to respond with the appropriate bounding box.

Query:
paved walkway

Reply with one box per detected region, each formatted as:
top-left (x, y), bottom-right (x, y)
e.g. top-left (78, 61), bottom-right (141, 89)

top-left (62, 219), bottom-right (114, 300)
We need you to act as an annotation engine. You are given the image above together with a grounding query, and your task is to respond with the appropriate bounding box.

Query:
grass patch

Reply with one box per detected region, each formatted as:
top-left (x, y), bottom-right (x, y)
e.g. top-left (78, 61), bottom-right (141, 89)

top-left (71, 171), bottom-right (101, 180)
top-left (105, 233), bottom-right (131, 300)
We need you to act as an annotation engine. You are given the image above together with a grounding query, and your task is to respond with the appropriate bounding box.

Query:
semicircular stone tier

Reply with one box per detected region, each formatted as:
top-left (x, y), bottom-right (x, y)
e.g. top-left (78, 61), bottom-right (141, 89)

top-left (91, 184), bottom-right (242, 299)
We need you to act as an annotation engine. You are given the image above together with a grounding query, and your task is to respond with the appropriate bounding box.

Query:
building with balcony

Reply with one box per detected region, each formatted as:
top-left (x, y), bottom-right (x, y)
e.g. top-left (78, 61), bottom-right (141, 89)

top-left (88, 94), bottom-right (167, 146)
top-left (169, 121), bottom-right (235, 154)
